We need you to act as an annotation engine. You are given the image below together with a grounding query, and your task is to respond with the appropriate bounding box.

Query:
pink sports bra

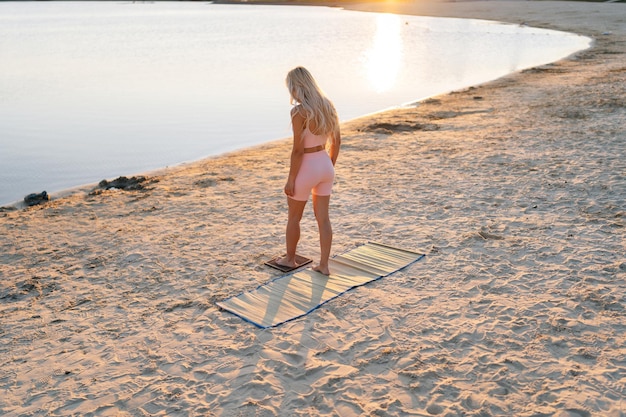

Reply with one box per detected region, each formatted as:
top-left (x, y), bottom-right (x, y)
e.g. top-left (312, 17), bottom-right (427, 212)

top-left (302, 127), bottom-right (328, 148)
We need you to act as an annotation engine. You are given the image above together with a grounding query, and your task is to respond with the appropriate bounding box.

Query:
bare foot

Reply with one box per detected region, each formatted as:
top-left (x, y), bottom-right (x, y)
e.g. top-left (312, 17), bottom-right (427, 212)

top-left (312, 264), bottom-right (330, 276)
top-left (275, 256), bottom-right (298, 269)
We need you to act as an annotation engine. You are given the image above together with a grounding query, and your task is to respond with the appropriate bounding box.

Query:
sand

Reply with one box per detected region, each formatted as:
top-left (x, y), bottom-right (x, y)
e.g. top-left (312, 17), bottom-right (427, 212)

top-left (1, 1), bottom-right (625, 416)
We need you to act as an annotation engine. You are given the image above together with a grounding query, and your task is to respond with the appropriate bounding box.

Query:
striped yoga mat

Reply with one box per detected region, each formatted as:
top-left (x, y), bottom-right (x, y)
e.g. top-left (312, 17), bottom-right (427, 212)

top-left (216, 242), bottom-right (425, 328)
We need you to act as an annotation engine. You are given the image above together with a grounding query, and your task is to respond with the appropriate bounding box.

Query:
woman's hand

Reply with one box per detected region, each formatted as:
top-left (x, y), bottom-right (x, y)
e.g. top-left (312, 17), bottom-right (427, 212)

top-left (284, 179), bottom-right (295, 197)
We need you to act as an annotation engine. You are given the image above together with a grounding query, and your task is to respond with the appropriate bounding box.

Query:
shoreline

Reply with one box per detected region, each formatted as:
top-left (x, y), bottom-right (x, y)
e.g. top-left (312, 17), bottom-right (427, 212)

top-left (1, 1), bottom-right (625, 416)
top-left (0, 1), bottom-right (593, 210)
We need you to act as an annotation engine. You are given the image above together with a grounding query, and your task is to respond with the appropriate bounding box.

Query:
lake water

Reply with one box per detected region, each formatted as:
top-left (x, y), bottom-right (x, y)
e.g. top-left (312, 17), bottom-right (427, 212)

top-left (0, 2), bottom-right (591, 206)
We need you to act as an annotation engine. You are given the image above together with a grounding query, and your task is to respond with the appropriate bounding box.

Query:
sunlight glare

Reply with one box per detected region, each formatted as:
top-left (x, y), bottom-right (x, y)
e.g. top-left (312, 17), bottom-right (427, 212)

top-left (365, 13), bottom-right (403, 93)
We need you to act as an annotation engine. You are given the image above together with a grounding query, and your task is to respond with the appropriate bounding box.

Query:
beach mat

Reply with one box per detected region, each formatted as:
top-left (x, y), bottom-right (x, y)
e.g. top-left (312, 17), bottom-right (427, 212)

top-left (265, 254), bottom-right (312, 273)
top-left (217, 242), bottom-right (425, 328)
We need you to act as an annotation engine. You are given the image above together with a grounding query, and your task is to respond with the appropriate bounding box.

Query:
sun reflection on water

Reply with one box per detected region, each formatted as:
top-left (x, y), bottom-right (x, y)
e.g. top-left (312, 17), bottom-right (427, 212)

top-left (365, 13), bottom-right (403, 93)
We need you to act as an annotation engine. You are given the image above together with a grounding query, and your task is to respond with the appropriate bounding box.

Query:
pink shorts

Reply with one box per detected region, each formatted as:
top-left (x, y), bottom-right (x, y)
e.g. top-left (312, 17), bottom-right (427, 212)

top-left (290, 151), bottom-right (335, 201)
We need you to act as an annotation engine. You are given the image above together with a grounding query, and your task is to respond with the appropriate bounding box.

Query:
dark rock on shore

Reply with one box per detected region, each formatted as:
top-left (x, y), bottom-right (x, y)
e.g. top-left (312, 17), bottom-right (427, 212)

top-left (92, 176), bottom-right (158, 194)
top-left (24, 191), bottom-right (49, 207)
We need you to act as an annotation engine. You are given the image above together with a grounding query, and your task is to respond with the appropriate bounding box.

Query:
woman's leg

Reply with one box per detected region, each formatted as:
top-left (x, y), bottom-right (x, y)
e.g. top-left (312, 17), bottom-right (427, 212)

top-left (277, 197), bottom-right (307, 268)
top-left (312, 194), bottom-right (332, 275)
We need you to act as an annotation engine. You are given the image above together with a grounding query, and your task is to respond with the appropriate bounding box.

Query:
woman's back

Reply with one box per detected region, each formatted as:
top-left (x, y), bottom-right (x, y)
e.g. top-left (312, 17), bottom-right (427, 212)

top-left (302, 125), bottom-right (328, 148)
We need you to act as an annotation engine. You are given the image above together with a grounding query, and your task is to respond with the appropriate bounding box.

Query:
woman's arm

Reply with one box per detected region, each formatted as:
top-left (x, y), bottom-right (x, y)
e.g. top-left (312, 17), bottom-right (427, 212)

top-left (328, 126), bottom-right (341, 166)
top-left (284, 107), bottom-right (306, 197)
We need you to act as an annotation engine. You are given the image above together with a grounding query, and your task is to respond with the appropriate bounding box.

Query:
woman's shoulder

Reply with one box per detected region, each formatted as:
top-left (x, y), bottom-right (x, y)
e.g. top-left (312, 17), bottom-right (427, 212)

top-left (291, 105), bottom-right (305, 117)
top-left (291, 106), bottom-right (308, 127)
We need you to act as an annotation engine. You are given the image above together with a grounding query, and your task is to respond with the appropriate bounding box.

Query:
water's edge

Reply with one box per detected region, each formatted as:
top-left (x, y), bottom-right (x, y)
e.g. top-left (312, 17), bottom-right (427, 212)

top-left (0, 6), bottom-right (592, 209)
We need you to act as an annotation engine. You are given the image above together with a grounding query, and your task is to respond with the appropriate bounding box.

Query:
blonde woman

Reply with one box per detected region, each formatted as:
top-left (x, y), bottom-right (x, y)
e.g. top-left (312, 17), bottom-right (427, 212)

top-left (276, 66), bottom-right (341, 275)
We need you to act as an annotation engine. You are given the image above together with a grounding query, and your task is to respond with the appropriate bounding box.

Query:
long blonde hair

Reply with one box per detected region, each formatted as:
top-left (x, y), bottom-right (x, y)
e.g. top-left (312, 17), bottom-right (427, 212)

top-left (286, 66), bottom-right (339, 142)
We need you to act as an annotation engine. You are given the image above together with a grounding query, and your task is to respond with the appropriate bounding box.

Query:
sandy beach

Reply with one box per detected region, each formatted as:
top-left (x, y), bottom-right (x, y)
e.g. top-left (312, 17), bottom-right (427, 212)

top-left (1, 1), bottom-right (625, 415)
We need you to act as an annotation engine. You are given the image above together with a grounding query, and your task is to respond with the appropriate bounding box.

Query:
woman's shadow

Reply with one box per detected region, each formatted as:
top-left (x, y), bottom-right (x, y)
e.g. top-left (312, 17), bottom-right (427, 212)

top-left (260, 268), bottom-right (330, 328)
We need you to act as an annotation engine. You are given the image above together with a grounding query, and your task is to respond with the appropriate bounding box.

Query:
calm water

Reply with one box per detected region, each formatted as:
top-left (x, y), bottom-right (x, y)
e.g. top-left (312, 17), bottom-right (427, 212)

top-left (0, 2), bottom-right (591, 205)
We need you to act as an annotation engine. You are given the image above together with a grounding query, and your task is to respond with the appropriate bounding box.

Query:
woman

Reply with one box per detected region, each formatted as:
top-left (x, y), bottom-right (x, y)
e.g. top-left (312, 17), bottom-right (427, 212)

top-left (276, 66), bottom-right (341, 276)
